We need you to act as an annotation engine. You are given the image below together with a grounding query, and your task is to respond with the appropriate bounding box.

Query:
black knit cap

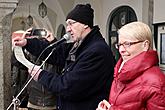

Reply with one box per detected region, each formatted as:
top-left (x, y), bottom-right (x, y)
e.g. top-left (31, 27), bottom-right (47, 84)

top-left (66, 3), bottom-right (94, 28)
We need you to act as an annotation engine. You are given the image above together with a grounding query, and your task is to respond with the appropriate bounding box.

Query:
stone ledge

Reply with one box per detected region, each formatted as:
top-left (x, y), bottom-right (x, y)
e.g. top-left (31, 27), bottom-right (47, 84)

top-left (0, 1), bottom-right (18, 9)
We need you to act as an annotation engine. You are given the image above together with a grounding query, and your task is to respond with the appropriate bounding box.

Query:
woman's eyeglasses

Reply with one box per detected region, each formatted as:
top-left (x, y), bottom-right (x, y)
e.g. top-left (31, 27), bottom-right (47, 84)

top-left (115, 41), bottom-right (144, 49)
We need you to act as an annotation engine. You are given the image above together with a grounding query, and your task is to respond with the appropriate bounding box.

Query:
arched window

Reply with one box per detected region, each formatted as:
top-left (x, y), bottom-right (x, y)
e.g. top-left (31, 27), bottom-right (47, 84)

top-left (108, 6), bottom-right (137, 61)
top-left (57, 24), bottom-right (66, 40)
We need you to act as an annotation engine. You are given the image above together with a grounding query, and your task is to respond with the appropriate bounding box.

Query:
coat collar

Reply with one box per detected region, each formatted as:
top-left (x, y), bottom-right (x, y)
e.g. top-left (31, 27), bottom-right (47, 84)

top-left (74, 26), bottom-right (102, 55)
top-left (114, 50), bottom-right (159, 83)
top-left (66, 26), bottom-right (102, 62)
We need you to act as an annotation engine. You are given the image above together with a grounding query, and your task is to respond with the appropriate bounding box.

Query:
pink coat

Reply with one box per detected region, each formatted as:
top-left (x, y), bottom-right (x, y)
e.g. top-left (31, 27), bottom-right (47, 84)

top-left (109, 50), bottom-right (165, 110)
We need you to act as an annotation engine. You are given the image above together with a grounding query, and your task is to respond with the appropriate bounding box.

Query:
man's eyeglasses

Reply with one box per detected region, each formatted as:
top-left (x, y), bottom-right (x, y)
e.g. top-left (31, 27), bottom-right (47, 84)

top-left (115, 41), bottom-right (144, 49)
top-left (66, 21), bottom-right (77, 26)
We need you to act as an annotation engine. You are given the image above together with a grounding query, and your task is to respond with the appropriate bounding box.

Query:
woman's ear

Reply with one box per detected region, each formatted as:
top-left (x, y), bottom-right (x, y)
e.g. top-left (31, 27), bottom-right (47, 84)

top-left (143, 40), bottom-right (150, 51)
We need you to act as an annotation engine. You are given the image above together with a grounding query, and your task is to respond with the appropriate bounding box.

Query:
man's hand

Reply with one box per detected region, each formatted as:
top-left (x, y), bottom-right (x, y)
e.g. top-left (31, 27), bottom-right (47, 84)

top-left (28, 65), bottom-right (42, 81)
top-left (12, 28), bottom-right (32, 47)
top-left (42, 29), bottom-right (56, 42)
top-left (96, 100), bottom-right (111, 110)
top-left (12, 37), bottom-right (27, 47)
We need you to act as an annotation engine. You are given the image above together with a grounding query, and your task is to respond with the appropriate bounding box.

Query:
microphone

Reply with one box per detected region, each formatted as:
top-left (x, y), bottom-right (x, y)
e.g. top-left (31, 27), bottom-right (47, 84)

top-left (48, 32), bottom-right (71, 47)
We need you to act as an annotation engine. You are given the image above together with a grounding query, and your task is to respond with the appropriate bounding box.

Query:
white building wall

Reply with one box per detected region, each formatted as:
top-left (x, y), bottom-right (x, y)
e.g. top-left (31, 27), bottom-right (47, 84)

top-left (101, 0), bottom-right (149, 41)
top-left (71, 0), bottom-right (152, 44)
top-left (153, 0), bottom-right (165, 24)
top-left (71, 0), bottom-right (150, 43)
top-left (12, 0), bottom-right (150, 43)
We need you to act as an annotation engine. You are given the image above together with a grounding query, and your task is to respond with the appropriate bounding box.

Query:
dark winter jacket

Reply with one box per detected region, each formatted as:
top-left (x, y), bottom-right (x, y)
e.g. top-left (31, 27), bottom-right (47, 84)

top-left (109, 50), bottom-right (165, 110)
top-left (25, 26), bottom-right (115, 110)
top-left (28, 62), bottom-right (57, 107)
top-left (26, 41), bottom-right (58, 107)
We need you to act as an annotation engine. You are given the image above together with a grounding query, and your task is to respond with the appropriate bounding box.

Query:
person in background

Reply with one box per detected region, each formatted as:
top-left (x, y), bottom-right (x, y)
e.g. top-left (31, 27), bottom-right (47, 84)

top-left (11, 30), bottom-right (29, 109)
top-left (12, 3), bottom-right (115, 110)
top-left (96, 21), bottom-right (165, 110)
top-left (12, 29), bottom-right (59, 110)
top-left (26, 29), bottom-right (58, 110)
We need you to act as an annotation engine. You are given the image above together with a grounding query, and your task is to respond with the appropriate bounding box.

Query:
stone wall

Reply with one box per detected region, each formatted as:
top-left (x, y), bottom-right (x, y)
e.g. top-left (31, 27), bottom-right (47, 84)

top-left (0, 0), bottom-right (18, 109)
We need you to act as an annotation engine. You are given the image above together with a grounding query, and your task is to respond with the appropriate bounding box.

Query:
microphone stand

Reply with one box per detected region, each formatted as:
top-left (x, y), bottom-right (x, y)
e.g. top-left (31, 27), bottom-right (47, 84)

top-left (7, 47), bottom-right (56, 110)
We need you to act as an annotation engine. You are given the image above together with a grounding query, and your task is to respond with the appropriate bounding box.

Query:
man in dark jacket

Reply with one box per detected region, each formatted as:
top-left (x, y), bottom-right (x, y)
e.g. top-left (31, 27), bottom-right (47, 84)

top-left (12, 3), bottom-right (115, 110)
top-left (26, 36), bottom-right (58, 110)
top-left (12, 30), bottom-right (59, 110)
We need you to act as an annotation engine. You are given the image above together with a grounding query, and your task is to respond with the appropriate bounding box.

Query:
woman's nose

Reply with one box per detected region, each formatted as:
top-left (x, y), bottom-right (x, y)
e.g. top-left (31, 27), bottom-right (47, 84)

top-left (119, 45), bottom-right (126, 53)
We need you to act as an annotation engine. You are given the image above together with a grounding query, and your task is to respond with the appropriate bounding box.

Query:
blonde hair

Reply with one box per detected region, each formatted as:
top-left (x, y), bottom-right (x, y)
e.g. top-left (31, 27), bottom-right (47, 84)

top-left (118, 21), bottom-right (153, 49)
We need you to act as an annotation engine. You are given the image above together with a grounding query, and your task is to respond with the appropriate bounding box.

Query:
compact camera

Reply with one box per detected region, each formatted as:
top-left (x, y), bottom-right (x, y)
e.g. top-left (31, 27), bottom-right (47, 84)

top-left (29, 28), bottom-right (47, 37)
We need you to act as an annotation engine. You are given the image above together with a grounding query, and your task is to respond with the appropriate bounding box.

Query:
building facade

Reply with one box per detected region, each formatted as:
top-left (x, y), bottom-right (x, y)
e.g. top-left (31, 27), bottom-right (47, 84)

top-left (0, 0), bottom-right (164, 109)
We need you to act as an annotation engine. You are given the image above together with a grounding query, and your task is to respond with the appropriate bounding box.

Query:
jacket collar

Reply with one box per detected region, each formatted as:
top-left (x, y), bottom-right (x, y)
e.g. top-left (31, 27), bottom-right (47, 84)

top-left (114, 50), bottom-right (159, 83)
top-left (75, 26), bottom-right (101, 54)
top-left (66, 26), bottom-right (101, 62)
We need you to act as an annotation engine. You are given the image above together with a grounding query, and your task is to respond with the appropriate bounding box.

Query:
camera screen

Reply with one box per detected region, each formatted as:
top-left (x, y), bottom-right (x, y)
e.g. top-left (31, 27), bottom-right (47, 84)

top-left (30, 29), bottom-right (47, 36)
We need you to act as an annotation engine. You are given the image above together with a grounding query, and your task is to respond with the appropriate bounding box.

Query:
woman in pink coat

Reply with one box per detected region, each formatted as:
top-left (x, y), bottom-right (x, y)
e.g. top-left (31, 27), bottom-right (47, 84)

top-left (97, 21), bottom-right (165, 110)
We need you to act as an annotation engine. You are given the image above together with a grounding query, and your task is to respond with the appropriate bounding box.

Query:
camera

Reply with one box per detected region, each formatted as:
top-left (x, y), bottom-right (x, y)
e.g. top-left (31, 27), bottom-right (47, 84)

top-left (29, 28), bottom-right (47, 37)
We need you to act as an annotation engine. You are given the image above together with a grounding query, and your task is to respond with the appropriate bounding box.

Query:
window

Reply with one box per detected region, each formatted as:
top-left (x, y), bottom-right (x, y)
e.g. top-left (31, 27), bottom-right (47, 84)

top-left (108, 6), bottom-right (137, 61)
top-left (160, 33), bottom-right (165, 64)
top-left (57, 24), bottom-right (66, 40)
top-left (157, 25), bottom-right (165, 71)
